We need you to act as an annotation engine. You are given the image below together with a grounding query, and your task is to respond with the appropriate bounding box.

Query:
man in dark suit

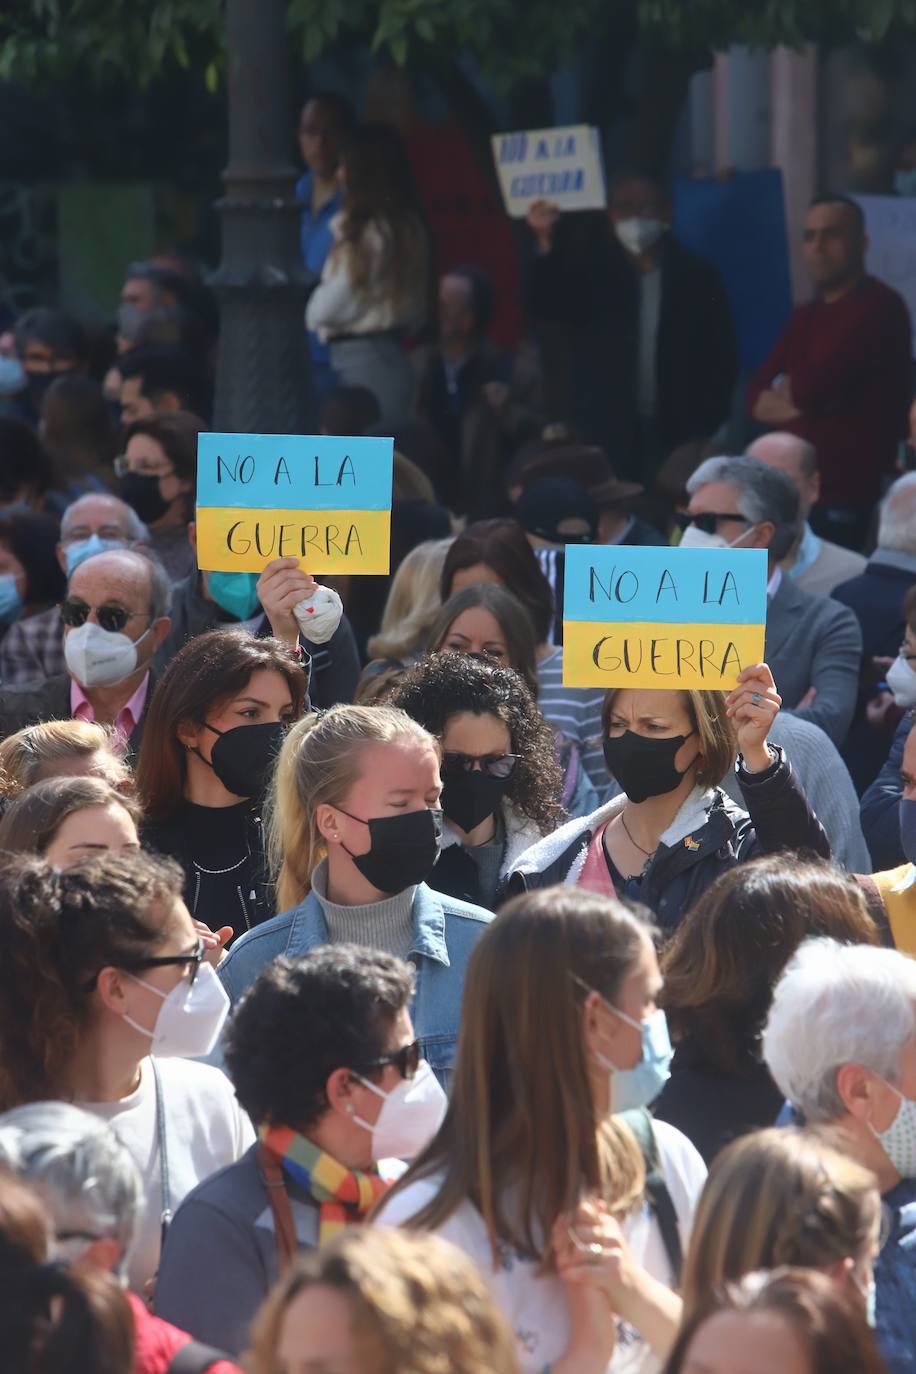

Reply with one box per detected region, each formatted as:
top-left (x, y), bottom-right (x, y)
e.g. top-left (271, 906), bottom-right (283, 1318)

top-left (0, 549), bottom-right (171, 760)
top-left (682, 455), bottom-right (862, 748)
top-left (524, 170), bottom-right (737, 482)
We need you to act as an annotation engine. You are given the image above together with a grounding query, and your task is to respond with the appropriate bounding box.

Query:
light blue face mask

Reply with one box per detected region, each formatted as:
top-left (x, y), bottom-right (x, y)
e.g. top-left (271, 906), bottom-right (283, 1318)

top-left (0, 574), bottom-right (24, 626)
top-left (207, 571), bottom-right (261, 622)
top-left (593, 997), bottom-right (673, 1113)
top-left (64, 534), bottom-right (127, 576)
top-left (0, 355), bottom-right (26, 398)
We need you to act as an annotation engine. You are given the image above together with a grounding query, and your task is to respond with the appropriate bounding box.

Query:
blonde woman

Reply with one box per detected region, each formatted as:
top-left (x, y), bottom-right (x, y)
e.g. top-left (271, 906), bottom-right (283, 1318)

top-left (247, 1229), bottom-right (519, 1374)
top-left (375, 886), bottom-right (708, 1374)
top-left (216, 705), bottom-right (492, 1081)
top-left (679, 1128), bottom-right (881, 1324)
top-left (509, 664), bottom-right (829, 931)
top-left (358, 537), bottom-right (453, 688)
top-left (0, 718), bottom-right (130, 800)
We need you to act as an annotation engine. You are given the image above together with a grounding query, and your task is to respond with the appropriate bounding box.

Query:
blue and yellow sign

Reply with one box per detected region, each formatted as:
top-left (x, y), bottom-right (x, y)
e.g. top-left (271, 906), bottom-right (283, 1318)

top-left (196, 433), bottom-right (393, 575)
top-left (562, 545), bottom-right (768, 689)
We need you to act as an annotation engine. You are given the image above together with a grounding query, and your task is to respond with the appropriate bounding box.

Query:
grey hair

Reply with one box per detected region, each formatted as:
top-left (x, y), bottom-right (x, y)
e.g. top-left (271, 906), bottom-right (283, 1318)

top-left (61, 493), bottom-right (148, 545)
top-left (0, 1102), bottom-right (142, 1275)
top-left (878, 474), bottom-right (916, 557)
top-left (687, 455), bottom-right (801, 562)
top-left (762, 938), bottom-right (916, 1122)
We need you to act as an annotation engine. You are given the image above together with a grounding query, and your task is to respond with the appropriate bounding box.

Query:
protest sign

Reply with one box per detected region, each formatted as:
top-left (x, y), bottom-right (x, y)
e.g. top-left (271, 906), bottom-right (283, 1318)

top-left (853, 194), bottom-right (916, 354)
top-left (673, 170), bottom-right (793, 372)
top-left (196, 433), bottom-right (393, 574)
top-left (492, 125), bottom-right (606, 219)
top-left (562, 545), bottom-right (768, 690)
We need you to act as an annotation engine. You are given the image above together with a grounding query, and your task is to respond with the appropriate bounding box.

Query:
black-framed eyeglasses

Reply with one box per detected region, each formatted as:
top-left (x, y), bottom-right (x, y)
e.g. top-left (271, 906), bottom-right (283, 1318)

top-left (82, 937), bottom-right (205, 993)
top-left (675, 511), bottom-right (751, 536)
top-left (442, 751), bottom-right (519, 780)
top-left (61, 597), bottom-right (149, 635)
top-left (361, 1039), bottom-right (421, 1081)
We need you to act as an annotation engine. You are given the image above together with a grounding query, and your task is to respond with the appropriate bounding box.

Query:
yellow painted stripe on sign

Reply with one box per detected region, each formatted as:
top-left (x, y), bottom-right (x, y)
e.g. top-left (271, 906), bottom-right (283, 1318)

top-left (196, 507), bottom-right (391, 574)
top-left (562, 619), bottom-right (766, 690)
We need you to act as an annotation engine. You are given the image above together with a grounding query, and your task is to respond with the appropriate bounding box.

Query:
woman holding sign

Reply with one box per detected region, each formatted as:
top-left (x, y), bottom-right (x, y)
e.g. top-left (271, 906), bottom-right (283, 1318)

top-left (508, 664), bottom-right (829, 931)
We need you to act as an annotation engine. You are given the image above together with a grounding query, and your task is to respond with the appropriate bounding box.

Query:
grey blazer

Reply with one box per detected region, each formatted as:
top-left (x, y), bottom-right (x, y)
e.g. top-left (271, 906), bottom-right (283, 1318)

top-left (764, 575), bottom-right (862, 747)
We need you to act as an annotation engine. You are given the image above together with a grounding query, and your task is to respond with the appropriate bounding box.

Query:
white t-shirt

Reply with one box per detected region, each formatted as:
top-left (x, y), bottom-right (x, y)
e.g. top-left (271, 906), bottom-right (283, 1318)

top-left (81, 1056), bottom-right (254, 1294)
top-left (377, 1120), bottom-right (706, 1374)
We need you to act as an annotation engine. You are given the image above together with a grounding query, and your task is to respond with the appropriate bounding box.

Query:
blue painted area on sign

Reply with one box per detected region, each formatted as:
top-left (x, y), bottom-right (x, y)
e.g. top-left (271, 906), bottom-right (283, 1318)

top-left (563, 545), bottom-right (768, 625)
top-left (197, 434), bottom-right (393, 510)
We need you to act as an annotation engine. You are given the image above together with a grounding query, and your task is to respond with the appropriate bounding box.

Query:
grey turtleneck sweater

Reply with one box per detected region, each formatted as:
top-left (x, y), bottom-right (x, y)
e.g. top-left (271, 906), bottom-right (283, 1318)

top-left (310, 860), bottom-right (416, 961)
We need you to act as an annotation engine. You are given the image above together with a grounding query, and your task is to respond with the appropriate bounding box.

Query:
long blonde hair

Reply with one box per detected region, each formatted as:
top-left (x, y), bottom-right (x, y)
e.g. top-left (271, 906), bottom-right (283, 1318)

top-left (246, 1229), bottom-right (519, 1374)
top-left (376, 887), bottom-right (649, 1268)
top-left (680, 1127), bottom-right (880, 1320)
top-left (267, 705), bottom-right (438, 913)
top-left (366, 538), bottom-right (453, 662)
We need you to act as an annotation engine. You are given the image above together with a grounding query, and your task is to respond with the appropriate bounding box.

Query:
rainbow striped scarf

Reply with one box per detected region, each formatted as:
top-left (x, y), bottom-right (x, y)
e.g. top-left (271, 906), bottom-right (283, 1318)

top-left (259, 1124), bottom-right (389, 1244)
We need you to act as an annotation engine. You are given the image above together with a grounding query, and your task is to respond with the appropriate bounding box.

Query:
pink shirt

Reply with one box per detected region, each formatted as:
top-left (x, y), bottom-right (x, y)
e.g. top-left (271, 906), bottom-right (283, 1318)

top-left (71, 673), bottom-right (150, 755)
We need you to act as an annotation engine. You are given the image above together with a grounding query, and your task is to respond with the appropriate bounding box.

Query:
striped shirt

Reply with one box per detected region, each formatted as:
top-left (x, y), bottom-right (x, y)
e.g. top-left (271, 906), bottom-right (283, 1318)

top-left (537, 646), bottom-right (610, 802)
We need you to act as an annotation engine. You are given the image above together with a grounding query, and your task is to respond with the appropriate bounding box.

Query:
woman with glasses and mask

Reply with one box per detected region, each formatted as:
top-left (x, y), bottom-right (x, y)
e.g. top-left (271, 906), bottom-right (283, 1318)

top-left (389, 654), bottom-right (562, 910)
top-left (508, 664), bottom-right (829, 933)
top-left (155, 944), bottom-right (446, 1356)
top-left (137, 628), bottom-right (308, 945)
top-left (0, 851), bottom-right (253, 1295)
top-left (117, 412), bottom-right (203, 582)
top-left (375, 887), bottom-right (708, 1374)
top-left (216, 704), bottom-right (492, 1083)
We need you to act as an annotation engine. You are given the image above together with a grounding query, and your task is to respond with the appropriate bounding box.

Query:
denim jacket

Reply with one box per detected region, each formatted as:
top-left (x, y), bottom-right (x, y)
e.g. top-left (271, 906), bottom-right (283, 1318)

top-left (218, 883), bottom-right (492, 1082)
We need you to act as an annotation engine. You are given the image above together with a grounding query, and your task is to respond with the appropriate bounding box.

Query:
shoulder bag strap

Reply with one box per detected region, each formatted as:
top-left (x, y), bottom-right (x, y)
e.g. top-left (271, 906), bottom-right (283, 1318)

top-left (257, 1140), bottom-right (298, 1277)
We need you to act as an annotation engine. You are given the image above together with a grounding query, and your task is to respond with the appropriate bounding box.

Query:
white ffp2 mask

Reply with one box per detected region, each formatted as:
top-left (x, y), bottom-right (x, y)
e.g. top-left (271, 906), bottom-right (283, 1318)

top-left (123, 961), bottom-right (230, 1058)
top-left (64, 621), bottom-right (151, 689)
top-left (352, 1060), bottom-right (447, 1161)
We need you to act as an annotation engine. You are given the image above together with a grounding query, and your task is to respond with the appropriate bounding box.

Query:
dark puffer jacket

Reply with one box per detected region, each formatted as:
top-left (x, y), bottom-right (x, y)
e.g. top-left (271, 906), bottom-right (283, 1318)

top-left (507, 747), bottom-right (830, 932)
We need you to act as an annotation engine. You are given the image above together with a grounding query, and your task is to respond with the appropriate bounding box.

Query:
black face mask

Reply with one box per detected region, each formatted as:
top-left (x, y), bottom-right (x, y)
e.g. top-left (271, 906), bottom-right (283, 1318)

top-left (120, 471), bottom-right (172, 525)
top-left (199, 721), bottom-right (286, 798)
top-left (337, 806), bottom-right (443, 895)
top-left (602, 730), bottom-right (696, 804)
top-left (441, 768), bottom-right (511, 833)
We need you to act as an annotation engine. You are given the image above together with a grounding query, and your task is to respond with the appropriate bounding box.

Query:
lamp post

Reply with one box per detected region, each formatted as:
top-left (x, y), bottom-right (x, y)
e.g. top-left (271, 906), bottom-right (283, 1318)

top-left (211, 0), bottom-right (312, 432)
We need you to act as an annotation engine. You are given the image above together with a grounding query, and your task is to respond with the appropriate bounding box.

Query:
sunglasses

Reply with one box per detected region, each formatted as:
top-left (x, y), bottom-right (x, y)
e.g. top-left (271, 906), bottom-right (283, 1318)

top-left (675, 511), bottom-right (751, 536)
top-left (442, 751), bottom-right (519, 780)
top-left (362, 1038), bottom-right (421, 1080)
top-left (61, 597), bottom-right (148, 635)
top-left (82, 936), bottom-right (205, 993)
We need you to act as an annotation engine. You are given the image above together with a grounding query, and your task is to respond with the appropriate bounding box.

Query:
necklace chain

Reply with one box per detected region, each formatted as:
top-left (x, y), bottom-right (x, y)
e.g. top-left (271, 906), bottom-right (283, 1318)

top-left (619, 811), bottom-right (656, 859)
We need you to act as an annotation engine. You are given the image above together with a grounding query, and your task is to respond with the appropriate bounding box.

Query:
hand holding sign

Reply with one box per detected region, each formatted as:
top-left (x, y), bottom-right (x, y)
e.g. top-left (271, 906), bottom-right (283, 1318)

top-left (257, 558), bottom-right (320, 649)
top-left (725, 663), bottom-right (782, 772)
top-left (526, 198), bottom-right (562, 252)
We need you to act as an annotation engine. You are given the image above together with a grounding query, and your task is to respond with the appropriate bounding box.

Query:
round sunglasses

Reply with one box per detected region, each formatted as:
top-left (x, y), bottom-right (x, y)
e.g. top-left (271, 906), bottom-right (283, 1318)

top-left (442, 751), bottom-right (519, 780)
top-left (61, 597), bottom-right (149, 635)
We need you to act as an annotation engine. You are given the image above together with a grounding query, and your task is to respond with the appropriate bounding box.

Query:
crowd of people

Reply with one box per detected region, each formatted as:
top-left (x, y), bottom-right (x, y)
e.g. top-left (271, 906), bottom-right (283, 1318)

top-left (2, 87), bottom-right (916, 1374)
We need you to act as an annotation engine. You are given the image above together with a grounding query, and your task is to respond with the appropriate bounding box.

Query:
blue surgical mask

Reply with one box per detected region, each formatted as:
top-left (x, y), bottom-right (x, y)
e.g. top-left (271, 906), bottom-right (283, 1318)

top-left (0, 574), bottom-right (23, 626)
top-left (895, 169), bottom-right (916, 198)
top-left (900, 798), bottom-right (916, 866)
top-left (594, 999), bottom-right (673, 1113)
top-left (206, 571), bottom-right (261, 622)
top-left (0, 355), bottom-right (26, 398)
top-left (64, 534), bottom-right (126, 576)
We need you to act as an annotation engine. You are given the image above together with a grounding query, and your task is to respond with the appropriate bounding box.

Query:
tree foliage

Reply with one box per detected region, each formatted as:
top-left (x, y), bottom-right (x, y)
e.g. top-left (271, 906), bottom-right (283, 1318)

top-left (3, 0), bottom-right (916, 89)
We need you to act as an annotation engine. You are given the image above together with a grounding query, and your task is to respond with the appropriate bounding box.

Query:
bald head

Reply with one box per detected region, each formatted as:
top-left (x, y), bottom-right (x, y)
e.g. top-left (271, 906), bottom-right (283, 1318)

top-left (747, 433), bottom-right (819, 520)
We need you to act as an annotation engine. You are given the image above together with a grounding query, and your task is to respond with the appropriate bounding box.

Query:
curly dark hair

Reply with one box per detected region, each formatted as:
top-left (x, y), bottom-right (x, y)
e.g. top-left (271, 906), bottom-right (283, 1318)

top-left (389, 653), bottom-right (563, 833)
top-left (224, 945), bottom-right (414, 1128)
top-left (0, 851), bottom-right (183, 1110)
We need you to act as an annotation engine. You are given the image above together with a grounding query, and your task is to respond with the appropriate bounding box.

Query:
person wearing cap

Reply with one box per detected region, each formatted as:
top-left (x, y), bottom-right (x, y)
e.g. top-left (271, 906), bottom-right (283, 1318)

top-left (508, 440), bottom-right (666, 548)
top-left (515, 476), bottom-right (597, 647)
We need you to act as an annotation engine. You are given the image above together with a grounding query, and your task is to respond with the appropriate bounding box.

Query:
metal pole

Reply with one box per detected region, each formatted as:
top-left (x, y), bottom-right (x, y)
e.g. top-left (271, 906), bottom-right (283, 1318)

top-left (211, 0), bottom-right (312, 432)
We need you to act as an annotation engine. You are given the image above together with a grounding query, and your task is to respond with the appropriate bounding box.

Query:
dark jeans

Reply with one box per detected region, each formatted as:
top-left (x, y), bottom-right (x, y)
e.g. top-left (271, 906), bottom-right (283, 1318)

top-left (810, 503), bottom-right (870, 553)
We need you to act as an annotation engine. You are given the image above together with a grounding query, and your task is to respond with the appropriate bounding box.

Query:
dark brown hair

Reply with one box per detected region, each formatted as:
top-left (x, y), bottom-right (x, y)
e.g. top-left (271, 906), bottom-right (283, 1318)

top-left (663, 1266), bottom-right (886, 1374)
top-left (441, 519), bottom-right (554, 644)
top-left (337, 124), bottom-right (426, 309)
top-left (427, 584), bottom-right (540, 700)
top-left (124, 409), bottom-right (207, 487)
top-left (136, 628), bottom-right (307, 822)
top-left (390, 653), bottom-right (562, 833)
top-left (0, 851), bottom-right (184, 1108)
top-left (660, 857), bottom-right (879, 1074)
top-left (0, 776), bottom-right (140, 860)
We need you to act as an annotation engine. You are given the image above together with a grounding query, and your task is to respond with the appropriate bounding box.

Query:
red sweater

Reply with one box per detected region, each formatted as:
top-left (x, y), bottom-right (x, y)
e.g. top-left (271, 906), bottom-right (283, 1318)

top-left (128, 1293), bottom-right (242, 1374)
top-left (747, 276), bottom-right (911, 507)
